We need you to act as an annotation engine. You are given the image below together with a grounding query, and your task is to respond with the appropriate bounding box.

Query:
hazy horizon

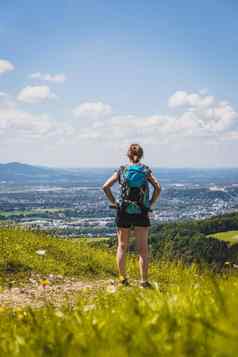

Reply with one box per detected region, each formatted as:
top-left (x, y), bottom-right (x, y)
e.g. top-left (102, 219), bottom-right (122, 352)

top-left (1, 161), bottom-right (238, 171)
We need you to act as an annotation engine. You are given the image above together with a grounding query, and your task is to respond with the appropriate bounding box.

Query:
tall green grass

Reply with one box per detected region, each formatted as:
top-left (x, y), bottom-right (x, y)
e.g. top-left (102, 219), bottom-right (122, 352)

top-left (0, 228), bottom-right (116, 285)
top-left (1, 227), bottom-right (238, 356)
top-left (1, 269), bottom-right (238, 356)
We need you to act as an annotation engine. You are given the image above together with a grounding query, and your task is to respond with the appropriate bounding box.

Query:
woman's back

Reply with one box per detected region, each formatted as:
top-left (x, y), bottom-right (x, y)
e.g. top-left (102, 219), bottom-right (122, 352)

top-left (102, 143), bottom-right (161, 287)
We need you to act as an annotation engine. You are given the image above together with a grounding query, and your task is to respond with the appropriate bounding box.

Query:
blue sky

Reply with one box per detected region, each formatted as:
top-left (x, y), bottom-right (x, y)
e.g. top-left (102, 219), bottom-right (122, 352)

top-left (0, 0), bottom-right (238, 168)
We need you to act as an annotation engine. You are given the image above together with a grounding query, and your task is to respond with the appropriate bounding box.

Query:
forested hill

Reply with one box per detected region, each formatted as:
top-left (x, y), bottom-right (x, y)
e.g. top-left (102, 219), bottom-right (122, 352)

top-left (149, 211), bottom-right (238, 267)
top-left (0, 162), bottom-right (67, 182)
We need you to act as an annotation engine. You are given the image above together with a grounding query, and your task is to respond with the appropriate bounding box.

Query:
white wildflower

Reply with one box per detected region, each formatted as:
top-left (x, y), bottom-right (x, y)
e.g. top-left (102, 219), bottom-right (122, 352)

top-left (36, 249), bottom-right (46, 256)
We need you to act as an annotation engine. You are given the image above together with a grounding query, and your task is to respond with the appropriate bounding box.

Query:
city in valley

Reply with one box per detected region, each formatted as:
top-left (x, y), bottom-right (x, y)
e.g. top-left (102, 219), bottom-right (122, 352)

top-left (0, 163), bottom-right (238, 237)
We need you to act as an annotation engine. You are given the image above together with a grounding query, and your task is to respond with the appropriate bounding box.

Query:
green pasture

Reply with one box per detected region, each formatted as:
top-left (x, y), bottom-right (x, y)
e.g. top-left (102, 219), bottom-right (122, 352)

top-left (209, 230), bottom-right (238, 244)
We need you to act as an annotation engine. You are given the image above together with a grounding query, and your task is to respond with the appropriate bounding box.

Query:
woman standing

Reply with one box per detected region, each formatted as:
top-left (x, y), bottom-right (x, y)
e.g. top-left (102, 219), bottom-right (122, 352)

top-left (102, 144), bottom-right (161, 288)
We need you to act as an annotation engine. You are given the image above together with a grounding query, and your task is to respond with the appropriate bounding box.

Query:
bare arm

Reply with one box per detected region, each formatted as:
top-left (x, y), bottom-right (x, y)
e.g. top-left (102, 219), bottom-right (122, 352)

top-left (102, 172), bottom-right (119, 206)
top-left (147, 173), bottom-right (161, 208)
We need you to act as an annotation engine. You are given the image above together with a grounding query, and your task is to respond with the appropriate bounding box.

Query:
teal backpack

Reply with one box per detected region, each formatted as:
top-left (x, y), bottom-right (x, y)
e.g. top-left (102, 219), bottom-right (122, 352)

top-left (118, 164), bottom-right (151, 214)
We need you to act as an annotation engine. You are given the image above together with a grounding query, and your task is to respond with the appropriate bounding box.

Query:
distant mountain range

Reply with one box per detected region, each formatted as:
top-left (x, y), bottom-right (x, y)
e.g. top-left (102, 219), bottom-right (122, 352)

top-left (0, 162), bottom-right (68, 183)
top-left (0, 162), bottom-right (112, 184)
top-left (1, 162), bottom-right (238, 185)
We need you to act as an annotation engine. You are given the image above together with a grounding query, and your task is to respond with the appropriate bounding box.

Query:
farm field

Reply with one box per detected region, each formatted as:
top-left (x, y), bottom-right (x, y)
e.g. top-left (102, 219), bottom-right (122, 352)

top-left (1, 227), bottom-right (238, 356)
top-left (209, 230), bottom-right (238, 244)
top-left (0, 208), bottom-right (66, 217)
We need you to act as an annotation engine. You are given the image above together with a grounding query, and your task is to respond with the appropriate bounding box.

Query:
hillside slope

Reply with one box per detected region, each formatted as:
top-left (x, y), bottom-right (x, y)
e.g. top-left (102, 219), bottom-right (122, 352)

top-left (1, 228), bottom-right (238, 356)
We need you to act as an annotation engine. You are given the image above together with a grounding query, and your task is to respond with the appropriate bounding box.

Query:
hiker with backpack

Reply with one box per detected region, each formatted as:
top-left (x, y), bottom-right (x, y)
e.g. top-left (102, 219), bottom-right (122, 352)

top-left (102, 144), bottom-right (161, 288)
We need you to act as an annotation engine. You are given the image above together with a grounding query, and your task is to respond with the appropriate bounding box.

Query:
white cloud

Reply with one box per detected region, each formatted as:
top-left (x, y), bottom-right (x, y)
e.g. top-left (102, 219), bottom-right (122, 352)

top-left (165, 90), bottom-right (238, 137)
top-left (168, 90), bottom-right (214, 109)
top-left (0, 99), bottom-right (53, 136)
top-left (30, 72), bottom-right (66, 83)
top-left (73, 101), bottom-right (112, 118)
top-left (17, 85), bottom-right (57, 104)
top-left (0, 59), bottom-right (14, 75)
top-left (0, 98), bottom-right (72, 140)
top-left (202, 102), bottom-right (237, 132)
top-left (72, 91), bottom-right (238, 144)
top-left (1, 88), bottom-right (238, 166)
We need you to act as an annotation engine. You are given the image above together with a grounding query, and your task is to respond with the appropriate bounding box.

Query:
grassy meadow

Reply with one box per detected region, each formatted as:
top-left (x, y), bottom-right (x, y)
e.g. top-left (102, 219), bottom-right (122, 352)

top-left (209, 230), bottom-right (238, 245)
top-left (1, 227), bottom-right (238, 356)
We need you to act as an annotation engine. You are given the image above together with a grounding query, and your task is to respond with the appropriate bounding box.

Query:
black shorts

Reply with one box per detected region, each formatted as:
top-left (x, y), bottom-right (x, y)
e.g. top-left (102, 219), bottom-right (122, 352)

top-left (116, 209), bottom-right (150, 228)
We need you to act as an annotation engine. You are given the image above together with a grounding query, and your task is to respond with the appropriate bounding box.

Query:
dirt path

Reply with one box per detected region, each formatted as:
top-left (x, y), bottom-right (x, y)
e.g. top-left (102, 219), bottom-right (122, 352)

top-left (0, 276), bottom-right (112, 308)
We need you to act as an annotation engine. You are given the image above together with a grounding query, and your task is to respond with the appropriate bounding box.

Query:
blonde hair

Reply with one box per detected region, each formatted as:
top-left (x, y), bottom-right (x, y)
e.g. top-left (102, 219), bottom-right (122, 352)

top-left (127, 143), bottom-right (143, 163)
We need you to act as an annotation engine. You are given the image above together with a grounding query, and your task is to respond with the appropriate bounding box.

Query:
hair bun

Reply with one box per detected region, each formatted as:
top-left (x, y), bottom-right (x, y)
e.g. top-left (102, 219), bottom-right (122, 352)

top-left (127, 143), bottom-right (143, 163)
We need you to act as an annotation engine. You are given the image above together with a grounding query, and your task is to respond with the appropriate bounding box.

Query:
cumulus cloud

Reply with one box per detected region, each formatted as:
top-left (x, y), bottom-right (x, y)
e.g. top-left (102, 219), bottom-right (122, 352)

top-left (168, 90), bottom-right (214, 108)
top-left (0, 108), bottom-right (52, 137)
top-left (73, 102), bottom-right (112, 118)
top-left (0, 98), bottom-right (72, 140)
top-left (17, 85), bottom-right (57, 104)
top-left (1, 88), bottom-right (238, 155)
top-left (0, 59), bottom-right (14, 75)
top-left (166, 90), bottom-right (238, 136)
top-left (0, 98), bottom-right (52, 136)
top-left (72, 91), bottom-right (238, 144)
top-left (201, 102), bottom-right (237, 132)
top-left (30, 72), bottom-right (66, 83)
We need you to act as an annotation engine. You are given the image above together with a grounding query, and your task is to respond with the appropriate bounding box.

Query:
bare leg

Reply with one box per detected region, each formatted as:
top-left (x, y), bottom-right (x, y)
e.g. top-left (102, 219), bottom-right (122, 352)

top-left (117, 228), bottom-right (129, 278)
top-left (134, 226), bottom-right (149, 282)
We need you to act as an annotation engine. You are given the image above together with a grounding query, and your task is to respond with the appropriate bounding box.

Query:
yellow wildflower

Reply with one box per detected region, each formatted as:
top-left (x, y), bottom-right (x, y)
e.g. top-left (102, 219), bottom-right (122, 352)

top-left (40, 279), bottom-right (49, 288)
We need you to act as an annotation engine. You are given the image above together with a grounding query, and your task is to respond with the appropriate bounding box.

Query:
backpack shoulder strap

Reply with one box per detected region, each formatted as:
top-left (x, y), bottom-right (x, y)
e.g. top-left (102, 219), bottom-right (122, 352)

top-left (118, 165), bottom-right (126, 185)
top-left (142, 164), bottom-right (152, 177)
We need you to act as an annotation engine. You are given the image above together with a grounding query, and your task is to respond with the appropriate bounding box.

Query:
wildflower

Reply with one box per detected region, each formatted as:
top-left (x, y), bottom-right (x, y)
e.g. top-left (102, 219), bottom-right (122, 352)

top-left (40, 279), bottom-right (49, 288)
top-left (36, 249), bottom-right (46, 256)
top-left (29, 278), bottom-right (37, 285)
